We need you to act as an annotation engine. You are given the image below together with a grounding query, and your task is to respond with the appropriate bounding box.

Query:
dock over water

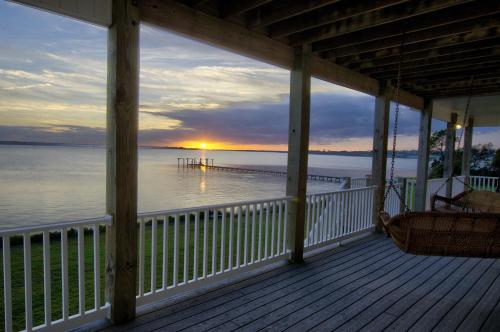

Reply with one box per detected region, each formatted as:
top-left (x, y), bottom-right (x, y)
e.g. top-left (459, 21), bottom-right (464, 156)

top-left (178, 157), bottom-right (345, 183)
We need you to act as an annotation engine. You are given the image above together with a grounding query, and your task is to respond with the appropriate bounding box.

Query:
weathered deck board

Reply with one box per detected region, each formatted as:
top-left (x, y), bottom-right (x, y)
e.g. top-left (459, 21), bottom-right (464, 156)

top-left (408, 259), bottom-right (495, 331)
top-left (435, 260), bottom-right (500, 331)
top-left (103, 235), bottom-right (500, 332)
top-left (134, 240), bottom-right (396, 331)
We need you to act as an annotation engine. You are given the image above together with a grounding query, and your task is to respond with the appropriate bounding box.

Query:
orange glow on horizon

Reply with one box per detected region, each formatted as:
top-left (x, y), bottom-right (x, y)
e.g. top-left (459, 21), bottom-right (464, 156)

top-left (150, 137), bottom-right (390, 152)
top-left (175, 140), bottom-right (289, 151)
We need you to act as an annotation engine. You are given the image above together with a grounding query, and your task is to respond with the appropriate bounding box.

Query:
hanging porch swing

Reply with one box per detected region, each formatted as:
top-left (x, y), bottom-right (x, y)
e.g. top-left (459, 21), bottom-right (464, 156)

top-left (379, 34), bottom-right (500, 258)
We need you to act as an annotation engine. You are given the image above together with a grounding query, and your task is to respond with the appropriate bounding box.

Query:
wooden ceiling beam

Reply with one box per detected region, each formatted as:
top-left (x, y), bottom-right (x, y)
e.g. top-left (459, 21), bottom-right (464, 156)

top-left (372, 61), bottom-right (500, 80)
top-left (404, 77), bottom-right (500, 91)
top-left (349, 42), bottom-right (500, 70)
top-left (396, 66), bottom-right (500, 83)
top-left (140, 0), bottom-right (424, 109)
top-left (185, 0), bottom-right (208, 6)
top-left (292, 0), bottom-right (481, 46)
top-left (314, 10), bottom-right (500, 54)
top-left (358, 48), bottom-right (500, 74)
top-left (246, 0), bottom-right (342, 29)
top-left (336, 32), bottom-right (500, 66)
top-left (268, 0), bottom-right (406, 38)
top-left (220, 0), bottom-right (272, 18)
top-left (420, 87), bottom-right (500, 98)
top-left (366, 55), bottom-right (500, 78)
top-left (404, 70), bottom-right (500, 86)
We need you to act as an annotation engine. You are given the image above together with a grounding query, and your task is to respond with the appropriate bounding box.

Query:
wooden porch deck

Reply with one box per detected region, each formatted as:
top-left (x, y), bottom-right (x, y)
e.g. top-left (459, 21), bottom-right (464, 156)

top-left (104, 235), bottom-right (500, 332)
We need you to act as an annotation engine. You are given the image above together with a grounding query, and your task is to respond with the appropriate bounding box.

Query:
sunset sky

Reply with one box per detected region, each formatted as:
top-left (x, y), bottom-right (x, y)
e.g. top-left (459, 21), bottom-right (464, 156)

top-left (1, 1), bottom-right (499, 151)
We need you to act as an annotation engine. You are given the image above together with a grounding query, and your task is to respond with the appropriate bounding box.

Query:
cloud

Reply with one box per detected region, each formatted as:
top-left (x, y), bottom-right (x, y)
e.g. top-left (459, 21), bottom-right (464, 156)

top-left (0, 125), bottom-right (105, 145)
top-left (138, 92), bottom-right (378, 147)
top-left (2, 2), bottom-right (499, 151)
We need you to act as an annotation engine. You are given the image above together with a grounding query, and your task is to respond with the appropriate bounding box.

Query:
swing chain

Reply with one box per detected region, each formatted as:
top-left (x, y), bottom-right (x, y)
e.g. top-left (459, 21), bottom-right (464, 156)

top-left (383, 33), bottom-right (410, 213)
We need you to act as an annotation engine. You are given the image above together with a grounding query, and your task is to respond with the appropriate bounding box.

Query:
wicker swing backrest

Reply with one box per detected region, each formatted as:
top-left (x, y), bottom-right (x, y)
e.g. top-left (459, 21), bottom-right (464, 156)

top-left (381, 211), bottom-right (500, 257)
top-left (431, 190), bottom-right (500, 213)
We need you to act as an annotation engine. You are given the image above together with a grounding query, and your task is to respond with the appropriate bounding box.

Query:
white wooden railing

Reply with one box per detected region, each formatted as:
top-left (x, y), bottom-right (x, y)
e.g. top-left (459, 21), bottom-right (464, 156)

top-left (1, 216), bottom-right (112, 332)
top-left (405, 179), bottom-right (416, 211)
top-left (404, 175), bottom-right (497, 211)
top-left (304, 186), bottom-right (376, 250)
top-left (135, 197), bottom-right (289, 307)
top-left (405, 176), bottom-right (466, 210)
top-left (470, 176), bottom-right (498, 191)
top-left (0, 186), bottom-right (383, 331)
top-left (351, 177), bottom-right (369, 189)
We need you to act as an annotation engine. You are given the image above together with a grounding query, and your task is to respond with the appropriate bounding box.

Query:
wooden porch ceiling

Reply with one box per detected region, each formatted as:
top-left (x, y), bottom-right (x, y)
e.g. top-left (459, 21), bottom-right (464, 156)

top-left (167, 0), bottom-right (500, 101)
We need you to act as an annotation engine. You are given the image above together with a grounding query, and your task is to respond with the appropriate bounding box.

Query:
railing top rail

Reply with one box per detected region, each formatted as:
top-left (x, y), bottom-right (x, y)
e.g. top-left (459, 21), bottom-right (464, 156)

top-left (351, 177), bottom-right (368, 181)
top-left (0, 215), bottom-right (112, 237)
top-left (470, 175), bottom-right (499, 180)
top-left (306, 186), bottom-right (376, 197)
top-left (138, 196), bottom-right (292, 218)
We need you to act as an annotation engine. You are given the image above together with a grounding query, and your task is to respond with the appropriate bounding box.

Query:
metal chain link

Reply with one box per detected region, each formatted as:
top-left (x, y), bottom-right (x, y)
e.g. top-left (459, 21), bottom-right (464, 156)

top-left (456, 75), bottom-right (474, 150)
top-left (383, 33), bottom-right (410, 213)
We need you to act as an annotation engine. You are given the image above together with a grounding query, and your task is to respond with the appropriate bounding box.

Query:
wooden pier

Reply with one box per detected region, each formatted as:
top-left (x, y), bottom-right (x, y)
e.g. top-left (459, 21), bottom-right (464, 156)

top-left (177, 157), bottom-right (344, 183)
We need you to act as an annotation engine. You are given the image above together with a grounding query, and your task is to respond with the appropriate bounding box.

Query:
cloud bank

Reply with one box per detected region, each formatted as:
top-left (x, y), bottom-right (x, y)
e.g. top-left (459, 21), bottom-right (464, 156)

top-left (0, 2), bottom-right (498, 151)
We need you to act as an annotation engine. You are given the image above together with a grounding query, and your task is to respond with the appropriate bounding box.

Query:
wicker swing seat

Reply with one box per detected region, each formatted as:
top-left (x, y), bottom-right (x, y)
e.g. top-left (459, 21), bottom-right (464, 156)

top-left (380, 211), bottom-right (500, 257)
top-left (431, 190), bottom-right (500, 213)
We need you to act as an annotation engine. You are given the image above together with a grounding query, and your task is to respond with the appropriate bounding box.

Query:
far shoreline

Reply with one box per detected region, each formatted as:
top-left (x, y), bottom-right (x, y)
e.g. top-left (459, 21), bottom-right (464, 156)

top-left (0, 140), bottom-right (418, 159)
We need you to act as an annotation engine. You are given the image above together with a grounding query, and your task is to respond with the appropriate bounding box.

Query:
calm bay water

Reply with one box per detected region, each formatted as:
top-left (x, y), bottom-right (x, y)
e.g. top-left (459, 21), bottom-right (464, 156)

top-left (0, 145), bottom-right (417, 228)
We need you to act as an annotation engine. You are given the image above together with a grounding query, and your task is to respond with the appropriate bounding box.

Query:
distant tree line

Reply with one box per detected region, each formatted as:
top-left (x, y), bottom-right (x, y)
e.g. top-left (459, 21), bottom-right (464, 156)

top-left (429, 129), bottom-right (500, 179)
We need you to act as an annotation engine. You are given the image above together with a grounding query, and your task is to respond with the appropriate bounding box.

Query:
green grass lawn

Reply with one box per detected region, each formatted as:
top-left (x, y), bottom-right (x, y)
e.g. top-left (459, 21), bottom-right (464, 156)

top-left (0, 206), bottom-right (286, 331)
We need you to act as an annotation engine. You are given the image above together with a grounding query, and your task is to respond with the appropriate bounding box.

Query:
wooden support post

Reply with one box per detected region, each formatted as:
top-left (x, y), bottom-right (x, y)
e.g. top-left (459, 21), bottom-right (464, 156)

top-left (365, 174), bottom-right (373, 186)
top-left (105, 0), bottom-right (139, 324)
top-left (415, 99), bottom-right (433, 211)
top-left (397, 177), bottom-right (407, 213)
top-left (462, 117), bottom-right (474, 184)
top-left (444, 113), bottom-right (458, 198)
top-left (342, 177), bottom-right (351, 189)
top-left (286, 44), bottom-right (311, 264)
top-left (371, 87), bottom-right (390, 232)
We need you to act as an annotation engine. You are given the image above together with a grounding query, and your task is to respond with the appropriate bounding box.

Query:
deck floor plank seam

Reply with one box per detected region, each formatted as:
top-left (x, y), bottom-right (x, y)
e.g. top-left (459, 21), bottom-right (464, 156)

top-left (101, 236), bottom-right (500, 332)
top-left (155, 245), bottom-right (402, 331)
top-left (123, 239), bottom-right (392, 331)
top-left (457, 272), bottom-right (500, 332)
top-left (277, 255), bottom-right (432, 332)
top-left (355, 256), bottom-right (467, 331)
top-left (409, 258), bottom-right (495, 332)
top-left (435, 260), bottom-right (500, 331)
top-left (315, 255), bottom-right (452, 332)
top-left (296, 255), bottom-right (443, 331)
top-left (383, 258), bottom-right (481, 331)
top-left (478, 284), bottom-right (500, 332)
top-left (227, 252), bottom-right (420, 331)
top-left (110, 236), bottom-right (383, 331)
top-left (187, 249), bottom-right (406, 332)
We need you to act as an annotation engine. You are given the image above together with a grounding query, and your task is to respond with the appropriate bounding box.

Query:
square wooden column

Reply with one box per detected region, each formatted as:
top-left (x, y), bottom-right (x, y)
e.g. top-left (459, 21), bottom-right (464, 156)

top-left (444, 113), bottom-right (458, 198)
top-left (415, 99), bottom-right (433, 211)
top-left (371, 88), bottom-right (390, 232)
top-left (462, 117), bottom-right (474, 178)
top-left (286, 44), bottom-right (311, 264)
top-left (105, 0), bottom-right (140, 324)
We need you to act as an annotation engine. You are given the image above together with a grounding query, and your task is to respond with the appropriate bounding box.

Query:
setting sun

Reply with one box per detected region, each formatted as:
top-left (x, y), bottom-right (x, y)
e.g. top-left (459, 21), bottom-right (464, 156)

top-left (200, 143), bottom-right (207, 149)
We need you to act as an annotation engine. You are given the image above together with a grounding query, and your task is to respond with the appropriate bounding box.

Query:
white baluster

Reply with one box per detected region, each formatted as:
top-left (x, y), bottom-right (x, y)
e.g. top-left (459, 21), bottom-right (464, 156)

top-left (3, 236), bottom-right (12, 332)
top-left (151, 217), bottom-right (157, 293)
top-left (24, 233), bottom-right (32, 331)
top-left (43, 231), bottom-right (52, 325)
top-left (77, 226), bottom-right (85, 315)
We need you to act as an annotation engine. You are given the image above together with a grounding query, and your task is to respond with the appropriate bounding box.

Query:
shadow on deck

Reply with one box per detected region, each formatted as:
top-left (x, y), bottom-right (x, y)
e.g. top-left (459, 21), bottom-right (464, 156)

top-left (103, 235), bottom-right (500, 332)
